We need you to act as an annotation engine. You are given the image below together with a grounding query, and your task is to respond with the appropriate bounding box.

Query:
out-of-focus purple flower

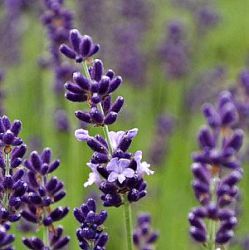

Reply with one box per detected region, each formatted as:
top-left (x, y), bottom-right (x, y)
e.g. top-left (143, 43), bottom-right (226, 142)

top-left (0, 0), bottom-right (24, 66)
top-left (231, 69), bottom-right (249, 130)
top-left (22, 148), bottom-right (70, 249)
top-left (189, 91), bottom-right (244, 247)
top-left (54, 109), bottom-right (70, 132)
top-left (185, 66), bottom-right (227, 113)
top-left (195, 5), bottom-right (219, 34)
top-left (77, 0), bottom-right (153, 87)
top-left (41, 0), bottom-right (75, 133)
top-left (113, 0), bottom-right (153, 86)
top-left (242, 236), bottom-right (249, 250)
top-left (0, 70), bottom-right (5, 116)
top-left (159, 21), bottom-right (190, 79)
top-left (113, 25), bottom-right (147, 86)
top-left (171, 0), bottom-right (220, 31)
top-left (74, 198), bottom-right (108, 250)
top-left (149, 114), bottom-right (174, 166)
top-left (0, 223), bottom-right (15, 249)
top-left (133, 213), bottom-right (159, 250)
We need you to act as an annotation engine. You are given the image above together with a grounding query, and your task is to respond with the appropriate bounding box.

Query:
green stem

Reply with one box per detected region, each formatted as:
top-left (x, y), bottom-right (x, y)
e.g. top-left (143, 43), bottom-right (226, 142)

top-left (42, 176), bottom-right (49, 247)
top-left (43, 226), bottom-right (49, 247)
top-left (123, 200), bottom-right (133, 250)
top-left (2, 153), bottom-right (10, 208)
top-left (208, 176), bottom-right (219, 250)
top-left (5, 152), bottom-right (10, 175)
top-left (82, 61), bottom-right (114, 154)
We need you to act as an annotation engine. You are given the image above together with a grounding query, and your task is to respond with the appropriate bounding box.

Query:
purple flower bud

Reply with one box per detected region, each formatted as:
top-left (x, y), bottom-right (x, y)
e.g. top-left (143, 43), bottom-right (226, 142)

top-left (104, 112), bottom-right (118, 125)
top-left (111, 96), bottom-right (124, 113)
top-left (73, 72), bottom-right (90, 90)
top-left (92, 59), bottom-right (104, 81)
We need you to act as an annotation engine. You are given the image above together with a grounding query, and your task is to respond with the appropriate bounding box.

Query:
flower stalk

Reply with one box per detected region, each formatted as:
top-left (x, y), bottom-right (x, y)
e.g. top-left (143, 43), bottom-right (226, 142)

top-left (124, 198), bottom-right (133, 250)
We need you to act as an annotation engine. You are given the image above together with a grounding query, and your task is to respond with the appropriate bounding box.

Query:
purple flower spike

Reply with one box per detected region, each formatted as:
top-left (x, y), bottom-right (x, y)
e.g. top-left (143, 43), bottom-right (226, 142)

top-left (60, 22), bottom-right (154, 213)
top-left (0, 116), bottom-right (23, 147)
top-left (41, 0), bottom-right (75, 132)
top-left (22, 148), bottom-right (69, 249)
top-left (75, 128), bottom-right (152, 207)
top-left (23, 226), bottom-right (70, 250)
top-left (133, 213), bottom-right (159, 250)
top-left (189, 91), bottom-right (244, 247)
top-left (60, 29), bottom-right (100, 63)
top-left (65, 59), bottom-right (124, 126)
top-left (0, 115), bottom-right (27, 224)
top-left (158, 20), bottom-right (190, 79)
top-left (193, 91), bottom-right (243, 171)
top-left (74, 198), bottom-right (108, 250)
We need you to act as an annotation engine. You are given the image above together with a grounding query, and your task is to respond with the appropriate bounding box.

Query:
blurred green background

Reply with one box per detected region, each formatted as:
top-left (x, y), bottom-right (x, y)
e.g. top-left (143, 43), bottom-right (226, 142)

top-left (1, 0), bottom-right (249, 249)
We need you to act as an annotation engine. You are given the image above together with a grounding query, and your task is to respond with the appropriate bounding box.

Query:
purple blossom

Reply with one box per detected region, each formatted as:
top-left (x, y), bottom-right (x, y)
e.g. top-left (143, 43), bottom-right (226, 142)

top-left (0, 70), bottom-right (5, 116)
top-left (41, 0), bottom-right (75, 132)
top-left (192, 91), bottom-right (242, 170)
top-left (107, 158), bottom-right (135, 184)
top-left (185, 66), bottom-right (226, 113)
top-left (64, 57), bottom-right (124, 126)
top-left (74, 198), bottom-right (108, 250)
top-left (232, 69), bottom-right (249, 130)
top-left (0, 115), bottom-right (27, 224)
top-left (61, 27), bottom-right (153, 210)
top-left (22, 148), bottom-right (70, 249)
top-left (74, 128), bottom-right (152, 207)
top-left (60, 29), bottom-right (100, 63)
top-left (195, 5), bottom-right (219, 34)
top-left (159, 21), bottom-right (190, 79)
top-left (189, 91), bottom-right (244, 247)
top-left (0, 223), bottom-right (15, 249)
top-left (149, 114), bottom-right (174, 166)
top-left (133, 213), bottom-right (159, 250)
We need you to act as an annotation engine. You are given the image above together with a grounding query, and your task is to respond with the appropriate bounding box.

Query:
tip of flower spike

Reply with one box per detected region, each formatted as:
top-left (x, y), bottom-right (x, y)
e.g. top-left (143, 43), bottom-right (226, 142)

top-left (127, 128), bottom-right (139, 138)
top-left (75, 129), bottom-right (89, 141)
top-left (70, 29), bottom-right (80, 36)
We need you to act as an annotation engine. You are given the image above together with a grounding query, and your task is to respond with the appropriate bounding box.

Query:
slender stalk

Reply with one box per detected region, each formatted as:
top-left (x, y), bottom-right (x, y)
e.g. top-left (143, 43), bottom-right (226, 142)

top-left (82, 61), bottom-right (114, 154)
top-left (208, 175), bottom-right (219, 250)
top-left (123, 199), bottom-right (133, 250)
top-left (42, 176), bottom-right (49, 247)
top-left (5, 151), bottom-right (10, 175)
top-left (2, 152), bottom-right (10, 208)
top-left (43, 225), bottom-right (49, 248)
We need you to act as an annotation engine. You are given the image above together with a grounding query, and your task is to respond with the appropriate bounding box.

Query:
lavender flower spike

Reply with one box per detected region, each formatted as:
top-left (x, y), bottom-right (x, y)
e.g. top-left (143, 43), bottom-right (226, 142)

top-left (189, 91), bottom-right (244, 248)
top-left (60, 29), bottom-right (100, 63)
top-left (22, 148), bottom-right (70, 249)
top-left (74, 198), bottom-right (108, 250)
top-left (0, 115), bottom-right (27, 223)
top-left (133, 213), bottom-right (159, 250)
top-left (75, 128), bottom-right (152, 207)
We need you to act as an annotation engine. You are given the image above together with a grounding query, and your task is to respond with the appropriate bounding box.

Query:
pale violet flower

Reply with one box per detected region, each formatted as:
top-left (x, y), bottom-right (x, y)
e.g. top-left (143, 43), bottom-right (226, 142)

top-left (134, 151), bottom-right (154, 176)
top-left (108, 128), bottom-right (138, 150)
top-left (75, 129), bottom-right (90, 141)
top-left (84, 162), bottom-right (102, 187)
top-left (106, 158), bottom-right (135, 184)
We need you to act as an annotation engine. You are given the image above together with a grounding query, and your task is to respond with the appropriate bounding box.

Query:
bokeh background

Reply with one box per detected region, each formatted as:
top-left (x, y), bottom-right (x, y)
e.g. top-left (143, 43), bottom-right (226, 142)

top-left (1, 0), bottom-right (249, 249)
